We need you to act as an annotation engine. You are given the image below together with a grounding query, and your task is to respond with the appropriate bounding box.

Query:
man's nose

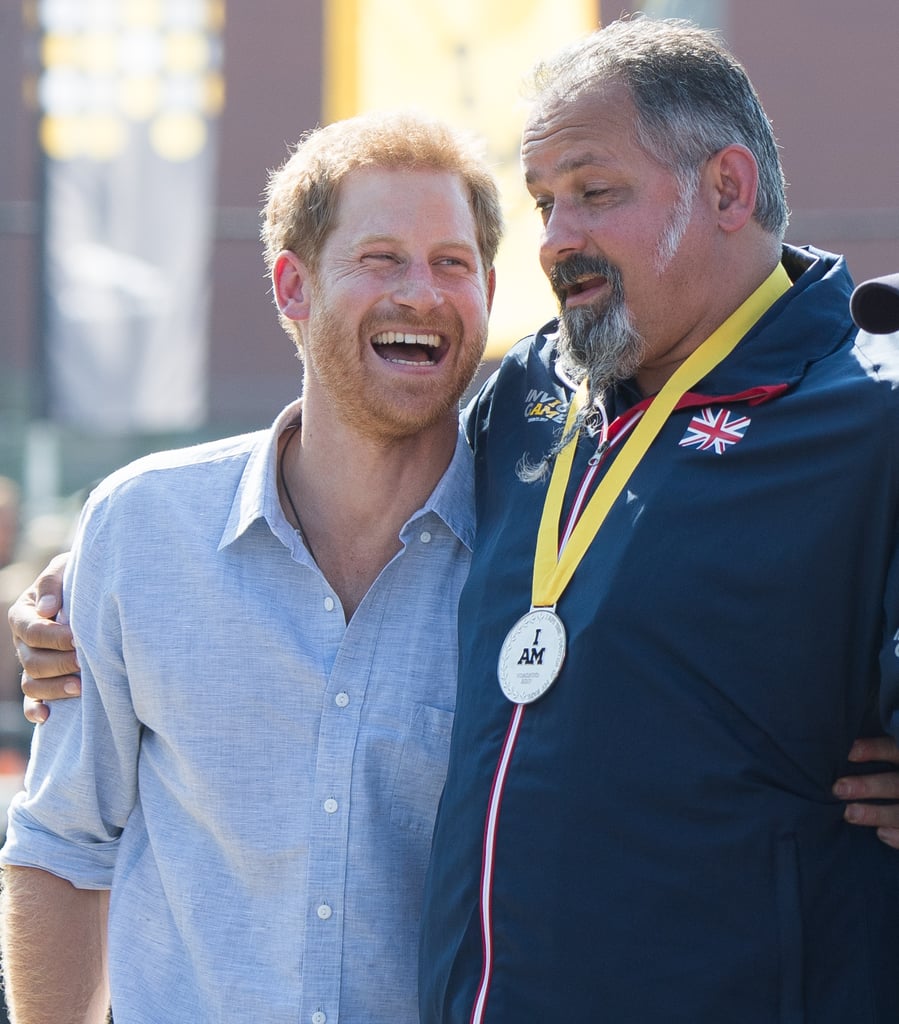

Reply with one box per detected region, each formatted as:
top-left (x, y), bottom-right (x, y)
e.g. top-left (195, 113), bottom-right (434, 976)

top-left (392, 262), bottom-right (443, 312)
top-left (540, 200), bottom-right (589, 268)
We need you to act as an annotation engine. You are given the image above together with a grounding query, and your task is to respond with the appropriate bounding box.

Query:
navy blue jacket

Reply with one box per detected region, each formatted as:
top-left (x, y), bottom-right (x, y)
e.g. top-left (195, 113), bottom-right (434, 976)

top-left (420, 247), bottom-right (899, 1023)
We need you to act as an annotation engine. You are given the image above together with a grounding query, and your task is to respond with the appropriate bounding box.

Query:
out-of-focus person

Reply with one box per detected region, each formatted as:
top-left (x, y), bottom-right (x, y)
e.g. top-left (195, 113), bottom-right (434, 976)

top-left (851, 271), bottom-right (899, 334)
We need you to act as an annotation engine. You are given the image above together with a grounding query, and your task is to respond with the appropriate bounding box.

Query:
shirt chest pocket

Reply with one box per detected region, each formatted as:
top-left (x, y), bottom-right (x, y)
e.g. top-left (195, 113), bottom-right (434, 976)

top-left (390, 703), bottom-right (454, 835)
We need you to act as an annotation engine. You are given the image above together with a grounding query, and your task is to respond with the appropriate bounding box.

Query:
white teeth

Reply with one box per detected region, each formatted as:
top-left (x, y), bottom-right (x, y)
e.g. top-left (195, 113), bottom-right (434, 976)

top-left (372, 331), bottom-right (440, 347)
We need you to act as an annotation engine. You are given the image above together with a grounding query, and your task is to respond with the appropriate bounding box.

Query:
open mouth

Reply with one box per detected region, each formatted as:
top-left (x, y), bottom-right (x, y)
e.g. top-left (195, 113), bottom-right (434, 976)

top-left (563, 275), bottom-right (607, 304)
top-left (371, 331), bottom-right (444, 366)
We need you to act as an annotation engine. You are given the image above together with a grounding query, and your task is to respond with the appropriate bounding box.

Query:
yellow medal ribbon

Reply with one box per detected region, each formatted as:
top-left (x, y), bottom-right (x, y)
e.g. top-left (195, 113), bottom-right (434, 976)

top-left (532, 263), bottom-right (792, 607)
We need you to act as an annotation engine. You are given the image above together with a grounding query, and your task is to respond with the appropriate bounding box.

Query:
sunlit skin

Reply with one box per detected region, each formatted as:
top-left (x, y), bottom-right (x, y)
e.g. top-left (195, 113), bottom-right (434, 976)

top-left (274, 167), bottom-right (495, 449)
top-left (521, 82), bottom-right (777, 396)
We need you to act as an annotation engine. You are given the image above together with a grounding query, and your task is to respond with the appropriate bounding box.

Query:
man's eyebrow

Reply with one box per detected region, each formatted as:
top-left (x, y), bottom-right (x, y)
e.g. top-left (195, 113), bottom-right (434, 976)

top-left (354, 233), bottom-right (400, 247)
top-left (355, 234), bottom-right (479, 255)
top-left (525, 152), bottom-right (611, 186)
top-left (436, 239), bottom-right (481, 254)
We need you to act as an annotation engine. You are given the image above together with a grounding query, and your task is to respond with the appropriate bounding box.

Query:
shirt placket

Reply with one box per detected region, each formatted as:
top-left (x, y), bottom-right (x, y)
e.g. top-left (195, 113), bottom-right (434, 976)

top-left (300, 585), bottom-right (382, 1024)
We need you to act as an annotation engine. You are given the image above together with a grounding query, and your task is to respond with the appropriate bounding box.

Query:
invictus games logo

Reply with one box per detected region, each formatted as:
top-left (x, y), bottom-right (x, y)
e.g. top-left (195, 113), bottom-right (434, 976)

top-left (524, 389), bottom-right (568, 424)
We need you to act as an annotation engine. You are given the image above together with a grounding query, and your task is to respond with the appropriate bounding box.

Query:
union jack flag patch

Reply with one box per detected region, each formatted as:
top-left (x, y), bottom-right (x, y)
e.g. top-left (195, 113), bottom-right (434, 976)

top-left (678, 407), bottom-right (751, 454)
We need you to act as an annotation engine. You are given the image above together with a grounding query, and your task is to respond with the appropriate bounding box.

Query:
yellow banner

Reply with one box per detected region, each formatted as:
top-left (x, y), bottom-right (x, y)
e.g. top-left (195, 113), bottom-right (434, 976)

top-left (323, 0), bottom-right (599, 358)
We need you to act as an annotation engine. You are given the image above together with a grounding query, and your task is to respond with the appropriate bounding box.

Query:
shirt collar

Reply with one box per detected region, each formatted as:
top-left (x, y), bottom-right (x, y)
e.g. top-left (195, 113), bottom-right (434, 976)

top-left (218, 400), bottom-right (475, 552)
top-left (406, 426), bottom-right (475, 551)
top-left (219, 400), bottom-right (303, 551)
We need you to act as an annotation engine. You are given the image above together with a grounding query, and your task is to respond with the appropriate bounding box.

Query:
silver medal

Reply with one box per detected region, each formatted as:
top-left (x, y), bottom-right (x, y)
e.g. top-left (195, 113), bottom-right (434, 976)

top-left (497, 607), bottom-right (567, 704)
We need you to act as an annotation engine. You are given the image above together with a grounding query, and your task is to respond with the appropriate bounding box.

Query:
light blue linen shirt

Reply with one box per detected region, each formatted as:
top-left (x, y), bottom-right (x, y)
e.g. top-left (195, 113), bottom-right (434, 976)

top-left (2, 400), bottom-right (473, 1024)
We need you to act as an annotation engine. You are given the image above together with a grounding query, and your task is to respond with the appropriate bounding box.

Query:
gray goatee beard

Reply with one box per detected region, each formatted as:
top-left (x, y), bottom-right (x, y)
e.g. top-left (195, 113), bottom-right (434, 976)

top-left (558, 300), bottom-right (644, 409)
top-left (517, 257), bottom-right (645, 483)
top-left (555, 255), bottom-right (645, 408)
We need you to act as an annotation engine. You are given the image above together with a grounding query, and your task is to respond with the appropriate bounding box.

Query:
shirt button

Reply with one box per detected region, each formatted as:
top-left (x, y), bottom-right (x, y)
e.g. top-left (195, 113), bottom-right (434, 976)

top-left (420, 531), bottom-right (432, 544)
top-left (323, 596), bottom-right (335, 611)
top-left (312, 1013), bottom-right (326, 1024)
top-left (317, 903), bottom-right (333, 920)
top-left (323, 798), bottom-right (338, 814)
top-left (335, 691), bottom-right (349, 708)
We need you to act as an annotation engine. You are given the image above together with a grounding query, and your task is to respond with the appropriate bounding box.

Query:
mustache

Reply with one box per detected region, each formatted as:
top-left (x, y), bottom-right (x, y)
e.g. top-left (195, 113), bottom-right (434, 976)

top-left (360, 309), bottom-right (463, 338)
top-left (549, 254), bottom-right (621, 304)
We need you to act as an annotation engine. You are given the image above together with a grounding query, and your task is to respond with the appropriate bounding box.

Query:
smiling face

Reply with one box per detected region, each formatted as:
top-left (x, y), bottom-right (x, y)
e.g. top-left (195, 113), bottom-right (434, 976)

top-left (522, 82), bottom-right (716, 394)
top-left (280, 167), bottom-right (494, 444)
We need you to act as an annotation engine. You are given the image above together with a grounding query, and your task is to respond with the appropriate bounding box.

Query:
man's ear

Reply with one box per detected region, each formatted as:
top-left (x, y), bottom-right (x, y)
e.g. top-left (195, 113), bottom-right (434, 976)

top-left (708, 144), bottom-right (759, 233)
top-left (273, 250), bottom-right (313, 322)
top-left (486, 266), bottom-right (497, 315)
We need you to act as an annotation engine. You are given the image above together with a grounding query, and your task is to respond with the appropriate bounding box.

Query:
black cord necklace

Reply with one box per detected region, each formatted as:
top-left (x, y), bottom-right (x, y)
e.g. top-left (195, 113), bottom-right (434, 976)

top-left (279, 425), bottom-right (315, 559)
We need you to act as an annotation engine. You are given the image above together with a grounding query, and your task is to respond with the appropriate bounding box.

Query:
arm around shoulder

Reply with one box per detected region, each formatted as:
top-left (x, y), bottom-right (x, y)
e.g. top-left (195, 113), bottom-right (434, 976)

top-left (1, 865), bottom-right (110, 1023)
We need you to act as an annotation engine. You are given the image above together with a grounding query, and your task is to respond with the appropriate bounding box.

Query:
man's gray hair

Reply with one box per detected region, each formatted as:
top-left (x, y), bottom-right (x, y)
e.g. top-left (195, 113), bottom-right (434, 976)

top-left (525, 15), bottom-right (789, 238)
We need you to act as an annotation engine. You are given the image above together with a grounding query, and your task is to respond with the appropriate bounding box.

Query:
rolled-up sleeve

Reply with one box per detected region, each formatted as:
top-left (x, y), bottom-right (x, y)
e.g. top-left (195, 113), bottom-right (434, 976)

top-left (2, 492), bottom-right (141, 889)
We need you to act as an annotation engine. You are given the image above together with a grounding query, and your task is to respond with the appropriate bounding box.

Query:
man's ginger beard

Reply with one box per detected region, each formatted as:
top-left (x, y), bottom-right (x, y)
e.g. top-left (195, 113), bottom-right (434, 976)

top-left (301, 297), bottom-right (486, 445)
